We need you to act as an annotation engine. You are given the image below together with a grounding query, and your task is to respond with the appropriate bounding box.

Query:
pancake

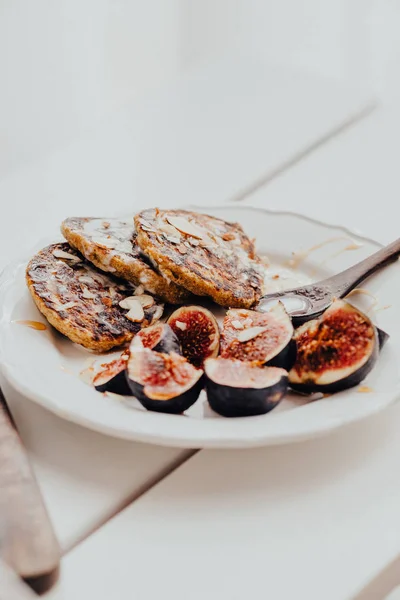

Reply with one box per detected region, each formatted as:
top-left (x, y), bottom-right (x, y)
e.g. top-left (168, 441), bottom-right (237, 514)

top-left (135, 208), bottom-right (263, 308)
top-left (61, 217), bottom-right (190, 304)
top-left (26, 243), bottom-right (164, 351)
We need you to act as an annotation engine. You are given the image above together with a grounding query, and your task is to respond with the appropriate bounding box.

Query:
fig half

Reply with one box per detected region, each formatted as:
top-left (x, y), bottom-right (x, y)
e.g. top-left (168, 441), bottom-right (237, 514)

top-left (289, 300), bottom-right (379, 393)
top-left (220, 302), bottom-right (295, 369)
top-left (126, 347), bottom-right (204, 413)
top-left (132, 322), bottom-right (181, 354)
top-left (205, 357), bottom-right (288, 417)
top-left (167, 305), bottom-right (220, 367)
top-left (93, 353), bottom-right (132, 395)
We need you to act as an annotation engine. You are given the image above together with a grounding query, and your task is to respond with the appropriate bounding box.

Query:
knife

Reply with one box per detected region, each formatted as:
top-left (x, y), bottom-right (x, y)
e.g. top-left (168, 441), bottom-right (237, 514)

top-left (0, 387), bottom-right (60, 594)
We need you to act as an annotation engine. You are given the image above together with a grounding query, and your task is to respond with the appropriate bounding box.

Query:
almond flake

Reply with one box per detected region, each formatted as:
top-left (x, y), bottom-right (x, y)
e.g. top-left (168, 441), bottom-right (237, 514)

top-left (166, 216), bottom-right (205, 239)
top-left (53, 249), bottom-right (81, 262)
top-left (91, 236), bottom-right (117, 249)
top-left (165, 235), bottom-right (181, 244)
top-left (139, 218), bottom-right (153, 229)
top-left (56, 301), bottom-right (77, 311)
top-left (237, 326), bottom-right (268, 342)
top-left (175, 320), bottom-right (187, 331)
top-left (82, 287), bottom-right (97, 300)
top-left (231, 320), bottom-right (244, 330)
top-left (119, 297), bottom-right (142, 310)
top-left (79, 275), bottom-right (95, 284)
top-left (125, 302), bottom-right (145, 323)
top-left (134, 294), bottom-right (155, 308)
top-left (151, 305), bottom-right (164, 323)
top-left (157, 220), bottom-right (182, 240)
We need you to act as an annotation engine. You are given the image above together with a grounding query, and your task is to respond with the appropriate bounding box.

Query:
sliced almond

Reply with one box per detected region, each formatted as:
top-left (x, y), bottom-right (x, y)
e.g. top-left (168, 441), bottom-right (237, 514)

top-left (175, 320), bottom-right (187, 331)
top-left (82, 287), bottom-right (97, 300)
top-left (119, 294), bottom-right (154, 309)
top-left (91, 236), bottom-right (118, 249)
top-left (119, 297), bottom-right (140, 310)
top-left (151, 305), bottom-right (164, 323)
top-left (139, 218), bottom-right (154, 229)
top-left (164, 235), bottom-right (181, 244)
top-left (124, 300), bottom-right (145, 323)
top-left (166, 216), bottom-right (205, 239)
top-left (79, 275), bottom-right (95, 284)
top-left (237, 326), bottom-right (268, 342)
top-left (56, 301), bottom-right (77, 311)
top-left (231, 320), bottom-right (244, 330)
top-left (157, 220), bottom-right (182, 240)
top-left (135, 294), bottom-right (155, 308)
top-left (53, 249), bottom-right (81, 262)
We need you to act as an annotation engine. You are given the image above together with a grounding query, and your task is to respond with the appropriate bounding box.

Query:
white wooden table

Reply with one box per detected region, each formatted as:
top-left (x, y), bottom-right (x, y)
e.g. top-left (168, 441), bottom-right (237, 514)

top-left (1, 58), bottom-right (391, 598)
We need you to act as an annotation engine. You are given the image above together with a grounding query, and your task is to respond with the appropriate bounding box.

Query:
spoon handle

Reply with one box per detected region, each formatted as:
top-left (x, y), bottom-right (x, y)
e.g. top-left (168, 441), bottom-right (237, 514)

top-left (324, 238), bottom-right (400, 298)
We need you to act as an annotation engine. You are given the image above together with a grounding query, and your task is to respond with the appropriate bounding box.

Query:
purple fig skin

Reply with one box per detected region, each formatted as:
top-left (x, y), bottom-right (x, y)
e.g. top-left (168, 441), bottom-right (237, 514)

top-left (95, 368), bottom-right (132, 395)
top-left (206, 375), bottom-right (287, 417)
top-left (205, 359), bottom-right (288, 417)
top-left (135, 323), bottom-right (182, 355)
top-left (127, 373), bottom-right (204, 414)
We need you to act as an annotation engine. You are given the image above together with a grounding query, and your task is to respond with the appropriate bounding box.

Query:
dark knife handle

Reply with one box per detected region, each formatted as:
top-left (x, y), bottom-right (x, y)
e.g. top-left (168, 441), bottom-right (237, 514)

top-left (0, 388), bottom-right (60, 594)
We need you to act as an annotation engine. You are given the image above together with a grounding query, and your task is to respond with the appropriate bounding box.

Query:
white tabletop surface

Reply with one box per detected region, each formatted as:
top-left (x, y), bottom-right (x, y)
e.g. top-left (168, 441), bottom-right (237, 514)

top-left (45, 105), bottom-right (400, 599)
top-left (0, 59), bottom-right (382, 596)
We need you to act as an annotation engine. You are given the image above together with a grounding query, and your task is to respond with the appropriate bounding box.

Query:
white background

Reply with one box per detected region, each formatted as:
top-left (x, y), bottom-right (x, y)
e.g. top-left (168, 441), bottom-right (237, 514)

top-left (1, 0), bottom-right (400, 179)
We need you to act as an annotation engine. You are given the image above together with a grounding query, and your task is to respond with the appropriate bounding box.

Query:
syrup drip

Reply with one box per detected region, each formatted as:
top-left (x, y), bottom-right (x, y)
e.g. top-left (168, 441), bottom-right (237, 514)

top-left (14, 320), bottom-right (47, 331)
top-left (286, 237), bottom-right (362, 270)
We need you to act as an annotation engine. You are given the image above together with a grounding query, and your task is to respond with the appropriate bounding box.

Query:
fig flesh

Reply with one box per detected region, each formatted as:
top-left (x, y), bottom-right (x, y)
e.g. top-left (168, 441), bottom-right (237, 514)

top-left (289, 300), bottom-right (379, 393)
top-left (93, 353), bottom-right (132, 395)
top-left (167, 305), bottom-right (220, 367)
top-left (132, 322), bottom-right (181, 354)
top-left (126, 347), bottom-right (204, 413)
top-left (220, 302), bottom-right (295, 369)
top-left (205, 357), bottom-right (288, 417)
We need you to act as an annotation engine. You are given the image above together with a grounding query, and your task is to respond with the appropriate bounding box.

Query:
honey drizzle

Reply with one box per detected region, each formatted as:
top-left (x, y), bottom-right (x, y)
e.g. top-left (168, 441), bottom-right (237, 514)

top-left (310, 243), bottom-right (362, 276)
top-left (286, 237), bottom-right (362, 270)
top-left (14, 320), bottom-right (47, 331)
top-left (345, 288), bottom-right (378, 313)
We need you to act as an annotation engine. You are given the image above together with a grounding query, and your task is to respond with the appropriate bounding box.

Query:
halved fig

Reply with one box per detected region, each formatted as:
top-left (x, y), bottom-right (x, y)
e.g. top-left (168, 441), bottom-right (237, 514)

top-left (289, 300), bottom-right (379, 393)
top-left (167, 306), bottom-right (220, 367)
top-left (205, 357), bottom-right (288, 417)
top-left (132, 323), bottom-right (181, 354)
top-left (220, 302), bottom-right (295, 369)
top-left (126, 347), bottom-right (204, 413)
top-left (93, 353), bottom-right (132, 395)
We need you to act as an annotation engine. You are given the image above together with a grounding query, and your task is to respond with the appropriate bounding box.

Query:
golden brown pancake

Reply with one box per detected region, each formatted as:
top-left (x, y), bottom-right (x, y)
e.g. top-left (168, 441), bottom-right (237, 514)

top-left (61, 217), bottom-right (190, 304)
top-left (135, 208), bottom-right (263, 308)
top-left (26, 243), bottom-right (164, 351)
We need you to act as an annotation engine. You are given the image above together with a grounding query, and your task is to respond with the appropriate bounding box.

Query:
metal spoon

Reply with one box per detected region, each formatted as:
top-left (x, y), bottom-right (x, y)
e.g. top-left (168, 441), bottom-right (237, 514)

top-left (258, 238), bottom-right (400, 326)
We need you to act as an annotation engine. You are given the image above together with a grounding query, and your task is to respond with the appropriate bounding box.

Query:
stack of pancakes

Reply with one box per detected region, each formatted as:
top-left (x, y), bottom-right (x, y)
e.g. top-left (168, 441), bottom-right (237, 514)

top-left (26, 209), bottom-right (264, 351)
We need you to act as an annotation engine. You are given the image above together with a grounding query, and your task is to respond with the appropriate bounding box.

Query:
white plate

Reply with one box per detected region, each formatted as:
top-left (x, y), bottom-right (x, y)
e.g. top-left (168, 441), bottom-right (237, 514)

top-left (1, 205), bottom-right (399, 448)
